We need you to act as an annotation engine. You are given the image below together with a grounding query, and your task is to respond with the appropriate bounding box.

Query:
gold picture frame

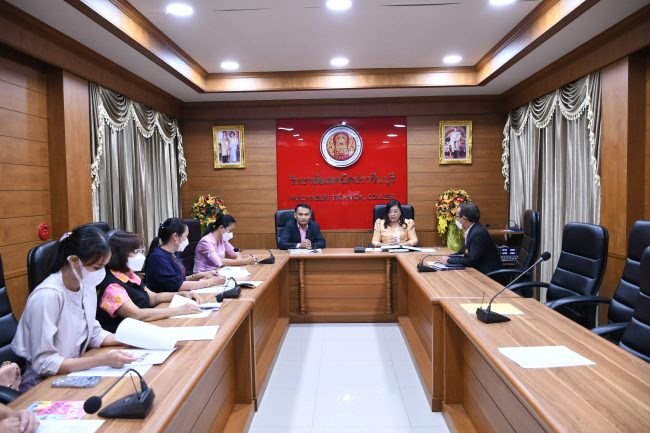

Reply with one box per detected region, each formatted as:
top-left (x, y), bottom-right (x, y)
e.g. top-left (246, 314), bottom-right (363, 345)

top-left (439, 120), bottom-right (472, 165)
top-left (213, 125), bottom-right (245, 169)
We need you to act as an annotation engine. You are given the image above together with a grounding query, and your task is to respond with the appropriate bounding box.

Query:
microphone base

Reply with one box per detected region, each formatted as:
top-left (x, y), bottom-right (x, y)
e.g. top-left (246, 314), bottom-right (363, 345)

top-left (353, 246), bottom-right (366, 253)
top-left (417, 264), bottom-right (437, 273)
top-left (98, 387), bottom-right (155, 419)
top-left (476, 308), bottom-right (511, 324)
top-left (258, 257), bottom-right (275, 264)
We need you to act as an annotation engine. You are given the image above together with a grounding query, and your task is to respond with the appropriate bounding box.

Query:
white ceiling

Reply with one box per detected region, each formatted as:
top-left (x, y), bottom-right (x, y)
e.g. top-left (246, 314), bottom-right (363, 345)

top-left (7, 0), bottom-right (650, 101)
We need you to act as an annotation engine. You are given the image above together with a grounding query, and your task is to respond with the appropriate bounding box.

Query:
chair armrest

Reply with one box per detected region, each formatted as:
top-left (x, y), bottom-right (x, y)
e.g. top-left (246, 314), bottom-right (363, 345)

top-left (0, 385), bottom-right (20, 404)
top-left (592, 322), bottom-right (627, 343)
top-left (545, 295), bottom-right (610, 311)
top-left (507, 281), bottom-right (549, 295)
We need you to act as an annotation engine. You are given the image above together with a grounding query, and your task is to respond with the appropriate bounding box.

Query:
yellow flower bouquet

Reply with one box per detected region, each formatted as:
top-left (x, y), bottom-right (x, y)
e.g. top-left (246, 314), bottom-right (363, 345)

top-left (191, 194), bottom-right (228, 234)
top-left (435, 189), bottom-right (472, 251)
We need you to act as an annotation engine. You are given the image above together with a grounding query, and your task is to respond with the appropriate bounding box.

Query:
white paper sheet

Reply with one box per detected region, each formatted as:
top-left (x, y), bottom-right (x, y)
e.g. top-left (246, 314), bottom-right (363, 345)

top-left (420, 248), bottom-right (438, 253)
top-left (119, 349), bottom-right (175, 365)
top-left (288, 248), bottom-right (321, 254)
top-left (36, 420), bottom-right (104, 433)
top-left (167, 295), bottom-right (211, 318)
top-left (68, 364), bottom-right (151, 377)
top-left (115, 318), bottom-right (177, 350)
top-left (164, 326), bottom-right (219, 341)
top-left (365, 248), bottom-right (382, 252)
top-left (218, 266), bottom-right (251, 279)
top-left (498, 346), bottom-right (596, 368)
top-left (194, 285), bottom-right (227, 294)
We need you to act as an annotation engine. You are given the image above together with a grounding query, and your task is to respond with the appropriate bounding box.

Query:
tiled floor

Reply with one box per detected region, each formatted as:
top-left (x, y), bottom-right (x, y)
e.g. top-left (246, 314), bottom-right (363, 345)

top-left (248, 323), bottom-right (451, 433)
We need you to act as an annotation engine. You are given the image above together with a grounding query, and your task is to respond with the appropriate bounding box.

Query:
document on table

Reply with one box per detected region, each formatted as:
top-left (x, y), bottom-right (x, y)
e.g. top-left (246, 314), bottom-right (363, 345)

top-left (164, 326), bottom-right (219, 341)
top-left (498, 346), bottom-right (596, 368)
top-left (36, 420), bottom-right (104, 433)
top-left (365, 248), bottom-right (382, 252)
top-left (115, 318), bottom-right (177, 350)
top-left (420, 248), bottom-right (438, 253)
top-left (194, 284), bottom-right (226, 294)
top-left (68, 364), bottom-right (151, 377)
top-left (168, 294), bottom-right (211, 319)
top-left (119, 349), bottom-right (175, 365)
top-left (288, 248), bottom-right (322, 254)
top-left (218, 266), bottom-right (251, 279)
top-left (460, 303), bottom-right (523, 315)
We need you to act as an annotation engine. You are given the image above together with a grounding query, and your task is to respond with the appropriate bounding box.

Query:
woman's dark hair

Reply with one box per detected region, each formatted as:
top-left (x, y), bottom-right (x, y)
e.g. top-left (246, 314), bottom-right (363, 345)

top-left (383, 200), bottom-right (406, 229)
top-left (47, 224), bottom-right (111, 275)
top-left (147, 218), bottom-right (187, 257)
top-left (106, 230), bottom-right (144, 273)
top-left (204, 214), bottom-right (236, 237)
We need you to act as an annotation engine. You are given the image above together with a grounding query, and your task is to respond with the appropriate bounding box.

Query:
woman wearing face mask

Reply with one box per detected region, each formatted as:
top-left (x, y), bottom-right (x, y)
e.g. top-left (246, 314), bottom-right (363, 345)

top-left (193, 214), bottom-right (256, 273)
top-left (370, 200), bottom-right (419, 247)
top-left (96, 230), bottom-right (204, 333)
top-left (144, 218), bottom-right (224, 293)
top-left (11, 225), bottom-right (136, 391)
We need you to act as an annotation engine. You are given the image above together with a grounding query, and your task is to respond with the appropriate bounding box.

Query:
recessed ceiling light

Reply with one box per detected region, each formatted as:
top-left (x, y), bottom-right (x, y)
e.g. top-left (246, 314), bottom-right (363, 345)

top-left (165, 3), bottom-right (193, 16)
top-left (387, 134), bottom-right (398, 137)
top-left (293, 134), bottom-right (300, 137)
top-left (382, 141), bottom-right (390, 144)
top-left (326, 0), bottom-right (352, 11)
top-left (220, 61), bottom-right (239, 71)
top-left (394, 124), bottom-right (406, 128)
top-left (330, 57), bottom-right (349, 67)
top-left (278, 127), bottom-right (294, 131)
top-left (341, 121), bottom-right (347, 125)
top-left (298, 138), bottom-right (304, 141)
top-left (489, 0), bottom-right (516, 6)
top-left (443, 54), bottom-right (462, 64)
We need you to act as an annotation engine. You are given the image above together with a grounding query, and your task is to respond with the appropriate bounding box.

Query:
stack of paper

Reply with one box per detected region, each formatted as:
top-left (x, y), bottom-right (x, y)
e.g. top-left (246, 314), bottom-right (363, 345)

top-left (218, 266), bottom-right (251, 279)
top-left (116, 318), bottom-right (177, 350)
top-left (498, 346), bottom-right (596, 368)
top-left (68, 364), bottom-right (151, 377)
top-left (288, 248), bottom-right (322, 254)
top-left (35, 420), bottom-right (104, 433)
top-left (168, 294), bottom-right (211, 319)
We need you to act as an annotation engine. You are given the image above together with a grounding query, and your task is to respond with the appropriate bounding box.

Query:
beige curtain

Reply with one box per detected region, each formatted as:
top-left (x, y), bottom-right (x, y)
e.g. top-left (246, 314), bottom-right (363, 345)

top-left (90, 84), bottom-right (188, 248)
top-left (501, 72), bottom-right (602, 289)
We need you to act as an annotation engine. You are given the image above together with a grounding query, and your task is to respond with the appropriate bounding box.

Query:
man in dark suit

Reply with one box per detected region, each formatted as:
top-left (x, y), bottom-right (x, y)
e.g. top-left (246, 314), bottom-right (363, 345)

top-left (278, 203), bottom-right (326, 250)
top-left (444, 202), bottom-right (501, 274)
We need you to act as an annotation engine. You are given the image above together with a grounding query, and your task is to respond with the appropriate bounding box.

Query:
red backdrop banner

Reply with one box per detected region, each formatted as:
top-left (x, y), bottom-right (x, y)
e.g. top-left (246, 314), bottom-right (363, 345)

top-left (276, 117), bottom-right (408, 230)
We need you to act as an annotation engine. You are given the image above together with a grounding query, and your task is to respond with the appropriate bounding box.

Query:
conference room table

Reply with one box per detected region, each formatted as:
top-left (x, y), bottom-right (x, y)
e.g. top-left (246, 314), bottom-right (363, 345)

top-left (10, 248), bottom-right (650, 433)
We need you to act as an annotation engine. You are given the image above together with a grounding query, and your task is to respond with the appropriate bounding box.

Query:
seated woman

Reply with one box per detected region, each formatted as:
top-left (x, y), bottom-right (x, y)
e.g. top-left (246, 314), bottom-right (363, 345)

top-left (371, 200), bottom-right (419, 247)
top-left (11, 225), bottom-right (136, 391)
top-left (0, 403), bottom-right (38, 433)
top-left (194, 215), bottom-right (256, 273)
top-left (144, 218), bottom-right (224, 293)
top-left (97, 230), bottom-right (204, 333)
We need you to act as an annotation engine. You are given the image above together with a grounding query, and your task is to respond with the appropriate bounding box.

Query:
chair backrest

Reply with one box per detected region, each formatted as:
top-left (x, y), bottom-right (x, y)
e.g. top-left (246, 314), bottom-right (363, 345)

top-left (0, 255), bottom-right (21, 365)
top-left (372, 204), bottom-right (415, 226)
top-left (547, 222), bottom-right (609, 301)
top-left (27, 240), bottom-right (59, 292)
top-left (619, 246), bottom-right (650, 363)
top-left (179, 219), bottom-right (202, 275)
top-left (608, 221), bottom-right (650, 324)
top-left (275, 209), bottom-right (316, 248)
top-left (183, 218), bottom-right (202, 243)
top-left (515, 209), bottom-right (540, 269)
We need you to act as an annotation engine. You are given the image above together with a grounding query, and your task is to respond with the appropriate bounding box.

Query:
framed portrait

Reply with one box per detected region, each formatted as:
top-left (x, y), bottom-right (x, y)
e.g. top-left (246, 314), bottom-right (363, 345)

top-left (439, 120), bottom-right (472, 165)
top-left (213, 125), bottom-right (245, 169)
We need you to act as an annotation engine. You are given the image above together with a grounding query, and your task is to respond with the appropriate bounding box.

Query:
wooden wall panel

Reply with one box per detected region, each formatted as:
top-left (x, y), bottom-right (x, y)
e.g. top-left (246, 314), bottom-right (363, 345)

top-left (180, 99), bottom-right (508, 249)
top-left (0, 53), bottom-right (50, 318)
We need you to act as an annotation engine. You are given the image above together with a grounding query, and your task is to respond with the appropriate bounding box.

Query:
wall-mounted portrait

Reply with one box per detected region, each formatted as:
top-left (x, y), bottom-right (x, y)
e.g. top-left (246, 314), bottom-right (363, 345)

top-left (439, 120), bottom-right (472, 165)
top-left (213, 125), bottom-right (245, 169)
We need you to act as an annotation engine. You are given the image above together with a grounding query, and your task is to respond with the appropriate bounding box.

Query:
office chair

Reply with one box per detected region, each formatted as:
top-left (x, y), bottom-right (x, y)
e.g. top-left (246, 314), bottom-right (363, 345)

top-left (275, 209), bottom-right (316, 249)
top-left (0, 255), bottom-right (23, 403)
top-left (509, 222), bottom-right (609, 328)
top-left (371, 204), bottom-right (414, 227)
top-left (179, 218), bottom-right (202, 274)
top-left (26, 240), bottom-right (59, 292)
top-left (487, 209), bottom-right (540, 285)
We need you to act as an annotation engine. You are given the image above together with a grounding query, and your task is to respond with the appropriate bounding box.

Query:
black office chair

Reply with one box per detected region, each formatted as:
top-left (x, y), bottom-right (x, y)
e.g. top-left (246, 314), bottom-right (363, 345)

top-left (0, 255), bottom-right (22, 404)
top-left (371, 204), bottom-right (414, 227)
top-left (509, 222), bottom-right (609, 328)
top-left (615, 246), bottom-right (650, 363)
top-left (26, 240), bottom-right (59, 292)
top-left (487, 209), bottom-right (540, 285)
top-left (275, 209), bottom-right (316, 249)
top-left (585, 221), bottom-right (650, 341)
top-left (179, 218), bottom-right (201, 274)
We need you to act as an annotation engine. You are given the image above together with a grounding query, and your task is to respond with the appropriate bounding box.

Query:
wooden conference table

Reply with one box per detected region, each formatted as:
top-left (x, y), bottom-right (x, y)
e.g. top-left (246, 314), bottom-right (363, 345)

top-left (11, 248), bottom-right (650, 433)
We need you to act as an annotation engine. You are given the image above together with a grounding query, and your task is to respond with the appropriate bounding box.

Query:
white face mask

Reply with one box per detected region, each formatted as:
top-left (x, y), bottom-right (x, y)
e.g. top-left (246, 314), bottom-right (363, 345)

top-left (455, 219), bottom-right (464, 230)
top-left (68, 256), bottom-right (106, 288)
top-left (177, 238), bottom-right (189, 252)
top-left (222, 231), bottom-right (234, 242)
top-left (127, 253), bottom-right (146, 272)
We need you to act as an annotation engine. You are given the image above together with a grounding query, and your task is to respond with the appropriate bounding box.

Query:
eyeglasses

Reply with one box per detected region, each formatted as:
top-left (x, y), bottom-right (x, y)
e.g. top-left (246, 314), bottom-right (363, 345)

top-left (133, 248), bottom-right (145, 255)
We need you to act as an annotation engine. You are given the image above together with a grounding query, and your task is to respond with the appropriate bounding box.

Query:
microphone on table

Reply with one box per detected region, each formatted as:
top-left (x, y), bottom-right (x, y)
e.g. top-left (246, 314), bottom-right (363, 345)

top-left (354, 230), bottom-right (373, 253)
top-left (417, 255), bottom-right (438, 273)
top-left (83, 368), bottom-right (155, 419)
top-left (216, 277), bottom-right (242, 302)
top-left (258, 249), bottom-right (275, 264)
top-left (477, 251), bottom-right (551, 324)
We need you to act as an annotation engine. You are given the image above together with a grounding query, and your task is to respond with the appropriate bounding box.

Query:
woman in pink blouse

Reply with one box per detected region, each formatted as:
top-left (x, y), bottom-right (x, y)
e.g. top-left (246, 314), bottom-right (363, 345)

top-left (193, 214), bottom-right (256, 273)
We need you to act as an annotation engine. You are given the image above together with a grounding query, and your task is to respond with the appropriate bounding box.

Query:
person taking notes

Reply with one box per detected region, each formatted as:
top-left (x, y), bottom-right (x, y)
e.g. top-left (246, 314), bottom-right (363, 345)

top-left (193, 214), bottom-right (256, 273)
top-left (371, 200), bottom-right (418, 247)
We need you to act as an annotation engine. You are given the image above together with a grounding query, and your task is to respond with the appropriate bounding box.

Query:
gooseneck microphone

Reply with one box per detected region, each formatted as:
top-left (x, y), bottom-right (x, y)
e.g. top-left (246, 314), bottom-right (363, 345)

top-left (354, 230), bottom-right (374, 253)
top-left (83, 368), bottom-right (155, 419)
top-left (258, 249), bottom-right (275, 264)
top-left (216, 277), bottom-right (242, 302)
top-left (417, 255), bottom-right (438, 273)
top-left (477, 251), bottom-right (551, 324)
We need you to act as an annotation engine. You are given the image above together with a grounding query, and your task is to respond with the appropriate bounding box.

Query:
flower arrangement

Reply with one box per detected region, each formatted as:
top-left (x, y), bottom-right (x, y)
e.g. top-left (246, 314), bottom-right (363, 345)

top-left (435, 189), bottom-right (472, 250)
top-left (191, 194), bottom-right (228, 234)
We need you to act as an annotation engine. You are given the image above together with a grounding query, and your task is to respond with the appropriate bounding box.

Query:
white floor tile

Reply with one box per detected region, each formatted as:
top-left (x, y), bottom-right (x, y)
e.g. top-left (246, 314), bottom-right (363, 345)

top-left (249, 428), bottom-right (310, 433)
top-left (401, 387), bottom-right (448, 427)
top-left (317, 323), bottom-right (388, 341)
top-left (313, 387), bottom-right (410, 427)
top-left (386, 336), bottom-right (413, 362)
top-left (312, 427), bottom-right (413, 433)
top-left (284, 324), bottom-right (325, 341)
top-left (251, 388), bottom-right (317, 427)
top-left (392, 360), bottom-right (423, 389)
top-left (318, 360), bottom-right (399, 390)
top-left (321, 338), bottom-right (391, 361)
top-left (275, 336), bottom-right (323, 362)
top-left (412, 426), bottom-right (450, 433)
top-left (266, 360), bottom-right (320, 390)
top-left (380, 323), bottom-right (405, 340)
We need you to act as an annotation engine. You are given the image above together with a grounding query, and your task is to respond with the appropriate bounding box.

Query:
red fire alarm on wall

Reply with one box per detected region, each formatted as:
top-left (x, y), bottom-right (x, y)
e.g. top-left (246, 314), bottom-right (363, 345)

top-left (38, 223), bottom-right (50, 240)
